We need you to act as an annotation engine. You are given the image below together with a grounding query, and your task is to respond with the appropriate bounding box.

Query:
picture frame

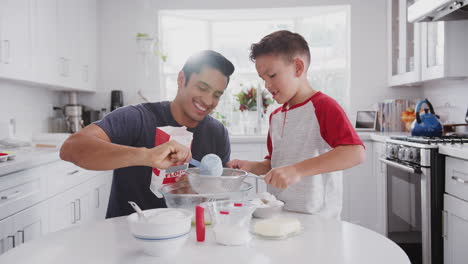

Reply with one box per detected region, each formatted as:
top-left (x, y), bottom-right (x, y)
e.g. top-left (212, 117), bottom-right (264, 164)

top-left (355, 110), bottom-right (377, 131)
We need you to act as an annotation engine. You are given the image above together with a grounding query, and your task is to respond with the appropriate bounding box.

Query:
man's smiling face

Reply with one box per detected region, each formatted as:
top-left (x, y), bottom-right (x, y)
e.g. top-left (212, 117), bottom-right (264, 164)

top-left (176, 66), bottom-right (228, 123)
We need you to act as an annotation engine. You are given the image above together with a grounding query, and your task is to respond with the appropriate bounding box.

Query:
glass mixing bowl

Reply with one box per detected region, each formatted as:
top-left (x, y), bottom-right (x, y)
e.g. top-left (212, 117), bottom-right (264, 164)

top-left (158, 181), bottom-right (253, 223)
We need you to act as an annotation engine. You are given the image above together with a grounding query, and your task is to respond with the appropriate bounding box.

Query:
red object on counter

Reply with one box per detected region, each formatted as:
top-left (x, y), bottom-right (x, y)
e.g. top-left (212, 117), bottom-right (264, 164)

top-left (195, 205), bottom-right (205, 242)
top-left (0, 153), bottom-right (7, 156)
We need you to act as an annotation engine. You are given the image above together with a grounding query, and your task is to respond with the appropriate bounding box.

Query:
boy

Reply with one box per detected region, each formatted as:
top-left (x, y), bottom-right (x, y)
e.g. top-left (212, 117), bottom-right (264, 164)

top-left (228, 31), bottom-right (365, 219)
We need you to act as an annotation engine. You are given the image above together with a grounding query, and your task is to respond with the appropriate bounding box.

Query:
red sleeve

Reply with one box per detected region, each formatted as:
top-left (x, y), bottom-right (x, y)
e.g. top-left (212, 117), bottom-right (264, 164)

top-left (313, 93), bottom-right (364, 148)
top-left (264, 107), bottom-right (282, 160)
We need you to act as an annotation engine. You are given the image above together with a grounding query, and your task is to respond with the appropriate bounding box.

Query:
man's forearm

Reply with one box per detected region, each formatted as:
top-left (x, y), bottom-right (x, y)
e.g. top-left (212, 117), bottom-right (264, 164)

top-left (293, 145), bottom-right (365, 177)
top-left (60, 133), bottom-right (149, 170)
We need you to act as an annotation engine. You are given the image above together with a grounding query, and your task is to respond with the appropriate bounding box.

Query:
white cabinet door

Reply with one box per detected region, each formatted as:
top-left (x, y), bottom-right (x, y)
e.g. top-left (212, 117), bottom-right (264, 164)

top-left (89, 172), bottom-right (112, 220)
top-left (0, 0), bottom-right (33, 81)
top-left (0, 216), bottom-right (13, 255)
top-left (388, 0), bottom-right (421, 87)
top-left (420, 20), bottom-right (468, 81)
top-left (56, 0), bottom-right (80, 89)
top-left (342, 141), bottom-right (385, 234)
top-left (78, 0), bottom-right (97, 91)
top-left (12, 202), bottom-right (48, 247)
top-left (33, 0), bottom-right (58, 86)
top-left (443, 194), bottom-right (468, 264)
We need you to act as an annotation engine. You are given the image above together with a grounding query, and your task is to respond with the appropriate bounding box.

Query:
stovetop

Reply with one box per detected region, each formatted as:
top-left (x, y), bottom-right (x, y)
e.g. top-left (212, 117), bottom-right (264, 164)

top-left (390, 135), bottom-right (468, 145)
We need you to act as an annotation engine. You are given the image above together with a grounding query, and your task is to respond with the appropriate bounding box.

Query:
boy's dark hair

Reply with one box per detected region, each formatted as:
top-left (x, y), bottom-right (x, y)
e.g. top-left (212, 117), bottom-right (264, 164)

top-left (250, 30), bottom-right (310, 66)
top-left (182, 50), bottom-right (235, 86)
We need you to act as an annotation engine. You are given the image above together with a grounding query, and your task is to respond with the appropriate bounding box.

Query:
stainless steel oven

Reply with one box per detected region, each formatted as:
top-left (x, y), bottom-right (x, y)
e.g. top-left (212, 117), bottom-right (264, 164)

top-left (380, 136), bottom-right (455, 264)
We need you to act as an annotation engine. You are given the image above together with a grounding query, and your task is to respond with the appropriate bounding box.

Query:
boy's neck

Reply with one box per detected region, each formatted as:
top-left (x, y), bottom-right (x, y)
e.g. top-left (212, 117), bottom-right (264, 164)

top-left (287, 82), bottom-right (317, 107)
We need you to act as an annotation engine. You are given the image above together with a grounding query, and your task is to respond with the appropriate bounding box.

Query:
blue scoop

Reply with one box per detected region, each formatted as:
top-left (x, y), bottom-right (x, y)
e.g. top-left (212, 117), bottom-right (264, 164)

top-left (189, 154), bottom-right (223, 176)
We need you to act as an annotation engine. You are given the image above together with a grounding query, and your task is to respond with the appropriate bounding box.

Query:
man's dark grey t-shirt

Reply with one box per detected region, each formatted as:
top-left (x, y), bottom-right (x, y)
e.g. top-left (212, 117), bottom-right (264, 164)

top-left (95, 101), bottom-right (230, 218)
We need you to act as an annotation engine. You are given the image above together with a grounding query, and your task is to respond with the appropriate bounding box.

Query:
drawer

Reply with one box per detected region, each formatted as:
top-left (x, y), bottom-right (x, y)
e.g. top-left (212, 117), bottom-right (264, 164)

top-left (45, 161), bottom-right (101, 197)
top-left (445, 157), bottom-right (468, 202)
top-left (0, 169), bottom-right (46, 221)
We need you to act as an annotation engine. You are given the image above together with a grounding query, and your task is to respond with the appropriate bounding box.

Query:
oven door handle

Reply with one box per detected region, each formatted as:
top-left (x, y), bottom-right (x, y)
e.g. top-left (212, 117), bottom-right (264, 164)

top-left (379, 158), bottom-right (421, 174)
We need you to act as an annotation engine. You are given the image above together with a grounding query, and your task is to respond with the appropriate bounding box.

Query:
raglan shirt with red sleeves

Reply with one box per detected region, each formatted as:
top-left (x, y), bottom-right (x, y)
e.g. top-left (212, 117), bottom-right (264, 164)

top-left (265, 91), bottom-right (363, 219)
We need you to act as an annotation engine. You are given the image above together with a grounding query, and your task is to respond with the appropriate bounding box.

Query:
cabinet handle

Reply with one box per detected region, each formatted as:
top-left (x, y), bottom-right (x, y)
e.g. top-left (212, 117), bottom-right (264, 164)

top-left (76, 199), bottom-right (81, 221)
top-left (17, 230), bottom-right (25, 244)
top-left (1, 191), bottom-right (22, 201)
top-left (442, 210), bottom-right (448, 239)
top-left (451, 176), bottom-right (468, 184)
top-left (0, 40), bottom-right (2, 63)
top-left (71, 201), bottom-right (76, 224)
top-left (67, 170), bottom-right (79, 175)
top-left (3, 40), bottom-right (10, 64)
top-left (7, 235), bottom-right (15, 248)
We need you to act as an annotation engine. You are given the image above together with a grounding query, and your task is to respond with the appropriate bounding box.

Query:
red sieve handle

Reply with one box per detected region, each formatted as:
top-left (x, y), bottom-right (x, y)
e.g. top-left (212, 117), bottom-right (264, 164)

top-left (195, 205), bottom-right (205, 242)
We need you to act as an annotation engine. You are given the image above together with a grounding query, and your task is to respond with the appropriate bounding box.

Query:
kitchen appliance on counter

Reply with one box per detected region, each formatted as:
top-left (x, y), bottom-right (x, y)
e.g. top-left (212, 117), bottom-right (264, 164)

top-left (411, 99), bottom-right (443, 137)
top-left (381, 135), bottom-right (468, 264)
top-left (53, 92), bottom-right (83, 133)
top-left (111, 90), bottom-right (123, 112)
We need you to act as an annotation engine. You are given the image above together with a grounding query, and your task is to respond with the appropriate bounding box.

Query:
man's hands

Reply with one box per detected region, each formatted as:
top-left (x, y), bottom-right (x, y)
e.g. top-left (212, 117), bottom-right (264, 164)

top-left (227, 159), bottom-right (256, 172)
top-left (145, 140), bottom-right (191, 169)
top-left (264, 165), bottom-right (302, 189)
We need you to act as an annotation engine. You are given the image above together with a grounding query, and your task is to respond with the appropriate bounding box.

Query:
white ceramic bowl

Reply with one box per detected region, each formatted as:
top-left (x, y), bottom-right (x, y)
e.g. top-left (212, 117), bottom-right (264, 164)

top-left (127, 208), bottom-right (192, 257)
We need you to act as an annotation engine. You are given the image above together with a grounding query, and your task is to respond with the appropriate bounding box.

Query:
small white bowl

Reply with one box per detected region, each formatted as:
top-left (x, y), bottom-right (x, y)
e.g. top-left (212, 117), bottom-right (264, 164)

top-left (127, 208), bottom-right (192, 257)
top-left (253, 204), bottom-right (284, 219)
top-left (0, 155), bottom-right (7, 162)
top-left (6, 154), bottom-right (16, 160)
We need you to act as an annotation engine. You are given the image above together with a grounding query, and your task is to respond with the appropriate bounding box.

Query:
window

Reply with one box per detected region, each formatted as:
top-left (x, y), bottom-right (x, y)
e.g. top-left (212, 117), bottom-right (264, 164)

top-left (159, 6), bottom-right (350, 135)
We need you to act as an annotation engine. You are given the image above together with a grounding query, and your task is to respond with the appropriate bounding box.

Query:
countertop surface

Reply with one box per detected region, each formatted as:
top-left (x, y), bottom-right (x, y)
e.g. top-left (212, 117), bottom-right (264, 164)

top-left (0, 212), bottom-right (410, 264)
top-left (439, 144), bottom-right (468, 160)
top-left (0, 146), bottom-right (61, 177)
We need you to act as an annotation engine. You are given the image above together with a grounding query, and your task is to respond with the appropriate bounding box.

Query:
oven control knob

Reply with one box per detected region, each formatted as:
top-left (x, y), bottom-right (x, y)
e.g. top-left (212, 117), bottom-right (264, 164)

top-left (404, 148), bottom-right (419, 163)
top-left (398, 147), bottom-right (406, 160)
top-left (386, 144), bottom-right (399, 159)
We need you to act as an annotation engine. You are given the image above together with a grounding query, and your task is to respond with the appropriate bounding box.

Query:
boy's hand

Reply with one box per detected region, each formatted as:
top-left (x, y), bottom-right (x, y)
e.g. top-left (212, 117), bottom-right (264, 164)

top-left (146, 140), bottom-right (191, 169)
top-left (227, 159), bottom-right (255, 172)
top-left (264, 165), bottom-right (301, 189)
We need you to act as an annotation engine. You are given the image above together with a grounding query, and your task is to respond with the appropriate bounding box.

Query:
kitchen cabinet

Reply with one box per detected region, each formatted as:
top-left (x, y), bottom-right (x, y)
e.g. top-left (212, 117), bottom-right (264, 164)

top-left (342, 141), bottom-right (386, 235)
top-left (388, 0), bottom-right (421, 87)
top-left (0, 0), bottom-right (34, 82)
top-left (420, 20), bottom-right (468, 81)
top-left (0, 202), bottom-right (48, 255)
top-left (443, 194), bottom-right (468, 264)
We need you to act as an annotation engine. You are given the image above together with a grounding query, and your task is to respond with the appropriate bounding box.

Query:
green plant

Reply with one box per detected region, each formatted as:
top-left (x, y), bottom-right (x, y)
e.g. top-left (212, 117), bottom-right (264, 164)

top-left (235, 84), bottom-right (274, 113)
top-left (210, 111), bottom-right (227, 126)
top-left (136, 33), bottom-right (167, 62)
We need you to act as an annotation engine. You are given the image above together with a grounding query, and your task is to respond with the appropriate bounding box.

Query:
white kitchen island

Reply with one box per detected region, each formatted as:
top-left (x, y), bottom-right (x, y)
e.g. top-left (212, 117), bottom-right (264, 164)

top-left (0, 211), bottom-right (410, 264)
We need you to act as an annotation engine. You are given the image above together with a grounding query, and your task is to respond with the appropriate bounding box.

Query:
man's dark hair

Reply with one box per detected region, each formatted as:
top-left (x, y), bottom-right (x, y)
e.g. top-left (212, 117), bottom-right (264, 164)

top-left (182, 50), bottom-right (235, 86)
top-left (250, 30), bottom-right (310, 66)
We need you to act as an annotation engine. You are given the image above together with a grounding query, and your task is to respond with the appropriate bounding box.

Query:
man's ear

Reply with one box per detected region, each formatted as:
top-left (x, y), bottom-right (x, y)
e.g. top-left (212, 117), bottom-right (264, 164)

top-left (177, 71), bottom-right (185, 88)
top-left (293, 58), bottom-right (305, 77)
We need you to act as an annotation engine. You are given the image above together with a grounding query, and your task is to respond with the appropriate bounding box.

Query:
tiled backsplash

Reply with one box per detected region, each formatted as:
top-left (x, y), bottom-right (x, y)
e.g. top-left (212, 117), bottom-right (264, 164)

top-left (0, 82), bottom-right (61, 140)
top-left (422, 79), bottom-right (468, 124)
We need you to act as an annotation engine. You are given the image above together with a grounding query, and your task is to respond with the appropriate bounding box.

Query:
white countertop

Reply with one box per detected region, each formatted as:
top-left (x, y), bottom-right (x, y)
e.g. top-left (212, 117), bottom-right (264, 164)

top-left (439, 144), bottom-right (468, 160)
top-left (0, 147), bottom-right (61, 176)
top-left (0, 212), bottom-right (410, 264)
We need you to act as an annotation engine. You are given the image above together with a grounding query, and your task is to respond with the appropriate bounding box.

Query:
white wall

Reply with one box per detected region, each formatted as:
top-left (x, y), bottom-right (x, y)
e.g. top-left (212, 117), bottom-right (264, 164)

top-left (90, 0), bottom-right (421, 124)
top-left (422, 79), bottom-right (468, 124)
top-left (0, 81), bottom-right (61, 140)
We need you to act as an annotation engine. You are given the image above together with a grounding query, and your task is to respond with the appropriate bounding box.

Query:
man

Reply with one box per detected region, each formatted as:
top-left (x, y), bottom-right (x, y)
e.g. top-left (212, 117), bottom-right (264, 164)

top-left (60, 50), bottom-right (235, 218)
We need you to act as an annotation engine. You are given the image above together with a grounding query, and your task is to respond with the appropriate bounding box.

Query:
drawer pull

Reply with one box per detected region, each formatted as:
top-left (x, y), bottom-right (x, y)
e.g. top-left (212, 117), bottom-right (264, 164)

top-left (1, 191), bottom-right (22, 201)
top-left (451, 176), bottom-right (468, 184)
top-left (18, 230), bottom-right (25, 243)
top-left (67, 170), bottom-right (79, 175)
top-left (8, 235), bottom-right (15, 248)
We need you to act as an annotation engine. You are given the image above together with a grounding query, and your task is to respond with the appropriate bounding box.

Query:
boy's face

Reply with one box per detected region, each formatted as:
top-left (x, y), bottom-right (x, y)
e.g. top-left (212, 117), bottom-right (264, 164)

top-left (176, 66), bottom-right (227, 123)
top-left (255, 54), bottom-right (299, 105)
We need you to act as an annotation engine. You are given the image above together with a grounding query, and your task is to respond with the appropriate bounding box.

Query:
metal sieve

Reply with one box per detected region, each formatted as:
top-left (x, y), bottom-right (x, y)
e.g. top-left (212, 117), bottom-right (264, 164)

top-left (186, 168), bottom-right (263, 194)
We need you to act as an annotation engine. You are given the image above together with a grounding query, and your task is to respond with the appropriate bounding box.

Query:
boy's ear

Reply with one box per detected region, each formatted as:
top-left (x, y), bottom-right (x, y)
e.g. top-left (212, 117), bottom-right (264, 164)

top-left (177, 71), bottom-right (186, 89)
top-left (293, 58), bottom-right (305, 77)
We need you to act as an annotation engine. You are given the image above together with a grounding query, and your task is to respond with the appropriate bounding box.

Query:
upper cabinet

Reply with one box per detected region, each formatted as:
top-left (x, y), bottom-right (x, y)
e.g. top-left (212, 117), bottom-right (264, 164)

top-left (388, 0), bottom-right (421, 86)
top-left (420, 20), bottom-right (468, 81)
top-left (388, 0), bottom-right (468, 87)
top-left (0, 0), bottom-right (97, 91)
top-left (0, 0), bottom-right (34, 82)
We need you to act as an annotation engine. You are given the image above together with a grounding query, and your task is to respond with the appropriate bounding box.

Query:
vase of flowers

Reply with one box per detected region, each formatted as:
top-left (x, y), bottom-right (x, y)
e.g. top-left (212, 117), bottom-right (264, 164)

top-left (235, 84), bottom-right (274, 134)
